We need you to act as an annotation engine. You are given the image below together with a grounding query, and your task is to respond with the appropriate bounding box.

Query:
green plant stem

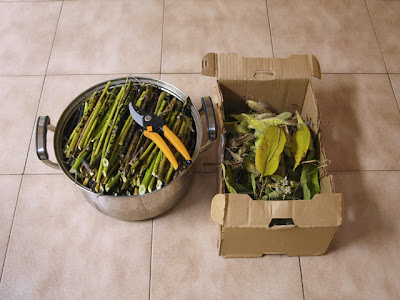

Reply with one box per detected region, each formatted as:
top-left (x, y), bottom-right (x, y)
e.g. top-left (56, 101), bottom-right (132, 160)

top-left (139, 158), bottom-right (157, 195)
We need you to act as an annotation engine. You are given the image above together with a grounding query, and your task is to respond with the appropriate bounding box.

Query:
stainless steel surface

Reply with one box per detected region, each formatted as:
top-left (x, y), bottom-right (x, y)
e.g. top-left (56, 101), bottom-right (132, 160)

top-left (201, 97), bottom-right (217, 140)
top-left (36, 116), bottom-right (60, 169)
top-left (129, 102), bottom-right (144, 127)
top-left (199, 97), bottom-right (218, 153)
top-left (36, 76), bottom-right (217, 221)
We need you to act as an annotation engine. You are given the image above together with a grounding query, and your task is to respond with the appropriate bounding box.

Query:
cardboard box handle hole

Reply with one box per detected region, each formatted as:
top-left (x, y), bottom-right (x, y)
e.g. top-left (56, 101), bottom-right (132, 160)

top-left (268, 218), bottom-right (295, 227)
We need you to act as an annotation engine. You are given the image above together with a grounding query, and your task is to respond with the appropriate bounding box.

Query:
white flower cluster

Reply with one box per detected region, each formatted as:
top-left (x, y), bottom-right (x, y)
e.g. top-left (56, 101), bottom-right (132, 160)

top-left (274, 176), bottom-right (292, 199)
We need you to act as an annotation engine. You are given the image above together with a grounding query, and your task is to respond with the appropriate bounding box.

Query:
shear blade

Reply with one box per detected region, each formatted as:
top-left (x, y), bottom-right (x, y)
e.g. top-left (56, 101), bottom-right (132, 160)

top-left (129, 103), bottom-right (144, 127)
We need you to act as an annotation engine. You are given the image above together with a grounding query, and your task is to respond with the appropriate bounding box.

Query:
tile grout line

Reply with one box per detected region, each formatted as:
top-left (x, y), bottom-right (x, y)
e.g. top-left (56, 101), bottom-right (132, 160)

top-left (388, 75), bottom-right (400, 113)
top-left (2, 72), bottom-right (400, 77)
top-left (0, 0), bottom-right (64, 286)
top-left (159, 0), bottom-right (166, 74)
top-left (330, 169), bottom-right (400, 172)
top-left (148, 219), bottom-right (154, 300)
top-left (265, 0), bottom-right (274, 58)
top-left (364, 0), bottom-right (400, 113)
top-left (298, 257), bottom-right (306, 300)
top-left (364, 0), bottom-right (389, 72)
top-left (21, 1), bottom-right (63, 176)
top-left (0, 175), bottom-right (23, 285)
top-left (149, 0), bottom-right (164, 297)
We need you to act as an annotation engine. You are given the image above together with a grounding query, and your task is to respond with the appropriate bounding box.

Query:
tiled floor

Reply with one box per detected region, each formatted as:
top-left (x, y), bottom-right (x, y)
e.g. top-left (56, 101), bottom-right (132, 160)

top-left (0, 0), bottom-right (399, 299)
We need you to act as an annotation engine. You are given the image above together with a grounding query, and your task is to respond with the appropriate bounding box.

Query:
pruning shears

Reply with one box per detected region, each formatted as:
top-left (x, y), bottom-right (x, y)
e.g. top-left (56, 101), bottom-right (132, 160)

top-left (128, 103), bottom-right (191, 170)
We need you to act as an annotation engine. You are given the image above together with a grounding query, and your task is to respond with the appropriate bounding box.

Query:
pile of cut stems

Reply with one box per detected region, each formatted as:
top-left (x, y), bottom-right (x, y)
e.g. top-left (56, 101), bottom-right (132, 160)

top-left (63, 79), bottom-right (195, 196)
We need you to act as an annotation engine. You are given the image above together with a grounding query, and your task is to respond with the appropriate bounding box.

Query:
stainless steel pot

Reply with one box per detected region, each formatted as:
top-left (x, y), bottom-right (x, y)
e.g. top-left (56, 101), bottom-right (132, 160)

top-left (36, 77), bottom-right (217, 221)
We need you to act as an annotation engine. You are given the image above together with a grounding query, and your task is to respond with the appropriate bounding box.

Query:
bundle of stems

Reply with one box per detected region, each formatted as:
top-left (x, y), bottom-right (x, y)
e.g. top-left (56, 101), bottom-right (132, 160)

top-left (63, 79), bottom-right (196, 196)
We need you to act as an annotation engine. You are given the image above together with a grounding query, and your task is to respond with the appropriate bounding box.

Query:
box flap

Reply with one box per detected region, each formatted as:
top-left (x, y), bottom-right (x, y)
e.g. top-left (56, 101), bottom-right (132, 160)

top-left (211, 193), bottom-right (343, 228)
top-left (201, 53), bottom-right (321, 80)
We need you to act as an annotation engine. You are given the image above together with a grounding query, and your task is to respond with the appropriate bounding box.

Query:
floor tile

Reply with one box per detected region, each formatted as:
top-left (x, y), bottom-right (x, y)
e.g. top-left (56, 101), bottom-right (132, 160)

top-left (312, 74), bottom-right (400, 171)
top-left (0, 174), bottom-right (152, 299)
top-left (367, 0), bottom-right (400, 73)
top-left (0, 76), bottom-right (44, 174)
top-left (389, 74), bottom-right (400, 109)
top-left (0, 175), bottom-right (21, 277)
top-left (48, 0), bottom-right (163, 75)
top-left (301, 171), bottom-right (400, 299)
top-left (160, 74), bottom-right (219, 172)
top-left (162, 0), bottom-right (273, 73)
top-left (24, 74), bottom-right (160, 174)
top-left (0, 2), bottom-right (61, 75)
top-left (268, 0), bottom-right (386, 73)
top-left (151, 173), bottom-right (303, 300)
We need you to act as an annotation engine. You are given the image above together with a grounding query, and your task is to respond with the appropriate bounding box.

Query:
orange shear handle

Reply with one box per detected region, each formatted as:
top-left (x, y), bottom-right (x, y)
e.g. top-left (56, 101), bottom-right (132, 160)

top-left (143, 131), bottom-right (179, 170)
top-left (162, 125), bottom-right (191, 161)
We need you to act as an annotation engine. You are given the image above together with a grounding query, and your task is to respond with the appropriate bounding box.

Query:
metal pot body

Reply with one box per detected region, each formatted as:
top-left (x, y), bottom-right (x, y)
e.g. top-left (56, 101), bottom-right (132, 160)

top-left (36, 77), bottom-right (217, 221)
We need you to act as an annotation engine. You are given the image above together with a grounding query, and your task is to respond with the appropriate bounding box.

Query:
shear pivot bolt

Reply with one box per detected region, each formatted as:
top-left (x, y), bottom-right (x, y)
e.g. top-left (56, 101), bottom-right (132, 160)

top-left (144, 115), bottom-right (152, 122)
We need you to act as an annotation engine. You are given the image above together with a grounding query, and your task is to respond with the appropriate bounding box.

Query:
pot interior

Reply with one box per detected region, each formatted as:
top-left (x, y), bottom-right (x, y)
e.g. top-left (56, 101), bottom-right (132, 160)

top-left (53, 77), bottom-right (203, 195)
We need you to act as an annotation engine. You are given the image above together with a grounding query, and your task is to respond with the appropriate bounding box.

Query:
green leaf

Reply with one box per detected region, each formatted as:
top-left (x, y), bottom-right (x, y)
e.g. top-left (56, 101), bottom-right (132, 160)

top-left (255, 126), bottom-right (286, 176)
top-left (309, 164), bottom-right (320, 197)
top-left (292, 111), bottom-right (311, 170)
top-left (251, 173), bottom-right (256, 196)
top-left (300, 164), bottom-right (311, 200)
top-left (235, 183), bottom-right (253, 194)
top-left (221, 163), bottom-right (237, 194)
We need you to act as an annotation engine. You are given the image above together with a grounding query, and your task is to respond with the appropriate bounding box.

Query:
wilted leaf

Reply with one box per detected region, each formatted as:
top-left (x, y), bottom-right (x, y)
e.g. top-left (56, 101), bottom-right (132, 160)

top-left (230, 133), bottom-right (255, 147)
top-left (254, 112), bottom-right (276, 119)
top-left (221, 163), bottom-right (237, 194)
top-left (246, 100), bottom-right (272, 112)
top-left (292, 111), bottom-right (311, 170)
top-left (242, 114), bottom-right (269, 134)
top-left (243, 157), bottom-right (259, 176)
top-left (233, 124), bottom-right (249, 135)
top-left (231, 114), bottom-right (244, 121)
top-left (226, 148), bottom-right (244, 163)
top-left (255, 125), bottom-right (286, 176)
top-left (276, 112), bottom-right (292, 120)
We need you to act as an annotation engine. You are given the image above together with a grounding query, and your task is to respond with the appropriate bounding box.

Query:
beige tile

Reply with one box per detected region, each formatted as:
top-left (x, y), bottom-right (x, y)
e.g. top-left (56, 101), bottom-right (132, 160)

top-left (268, 0), bottom-right (386, 73)
top-left (389, 74), bottom-right (400, 108)
top-left (0, 2), bottom-right (61, 75)
top-left (151, 173), bottom-right (303, 300)
top-left (162, 0), bottom-right (273, 73)
top-left (48, 0), bottom-right (163, 74)
top-left (301, 171), bottom-right (400, 299)
top-left (367, 0), bottom-right (400, 73)
top-left (312, 74), bottom-right (400, 171)
top-left (0, 76), bottom-right (44, 174)
top-left (160, 74), bottom-right (219, 172)
top-left (25, 74), bottom-right (160, 174)
top-left (0, 174), bottom-right (152, 299)
top-left (0, 175), bottom-right (21, 276)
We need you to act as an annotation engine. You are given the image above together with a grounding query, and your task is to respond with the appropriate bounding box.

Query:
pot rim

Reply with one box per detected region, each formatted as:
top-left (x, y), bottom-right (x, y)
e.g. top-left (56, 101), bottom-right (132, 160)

top-left (53, 76), bottom-right (203, 197)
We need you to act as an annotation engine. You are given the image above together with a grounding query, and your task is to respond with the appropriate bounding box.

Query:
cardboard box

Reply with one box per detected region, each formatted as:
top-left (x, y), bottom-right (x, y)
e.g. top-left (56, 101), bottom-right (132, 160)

top-left (201, 53), bottom-right (344, 257)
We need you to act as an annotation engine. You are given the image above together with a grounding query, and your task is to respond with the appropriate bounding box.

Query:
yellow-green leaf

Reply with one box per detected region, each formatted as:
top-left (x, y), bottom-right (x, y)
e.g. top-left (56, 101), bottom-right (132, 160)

top-left (255, 125), bottom-right (286, 176)
top-left (292, 111), bottom-right (311, 170)
top-left (221, 163), bottom-right (237, 194)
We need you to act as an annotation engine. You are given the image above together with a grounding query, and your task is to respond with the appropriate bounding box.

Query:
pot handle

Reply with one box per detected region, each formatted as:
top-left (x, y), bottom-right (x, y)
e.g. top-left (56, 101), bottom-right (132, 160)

top-left (198, 97), bottom-right (218, 152)
top-left (36, 116), bottom-right (60, 169)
